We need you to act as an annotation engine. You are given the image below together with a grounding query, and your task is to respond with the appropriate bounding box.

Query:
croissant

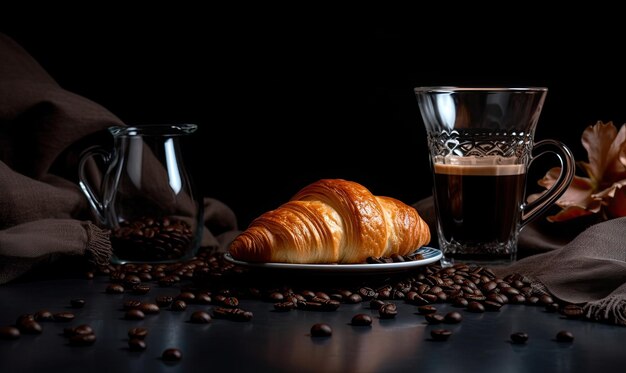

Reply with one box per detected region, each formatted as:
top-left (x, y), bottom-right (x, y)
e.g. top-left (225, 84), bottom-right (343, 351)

top-left (229, 179), bottom-right (430, 264)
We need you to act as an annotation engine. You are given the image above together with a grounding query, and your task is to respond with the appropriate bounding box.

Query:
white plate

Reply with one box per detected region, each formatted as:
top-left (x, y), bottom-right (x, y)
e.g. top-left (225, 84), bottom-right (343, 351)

top-left (223, 247), bottom-right (442, 275)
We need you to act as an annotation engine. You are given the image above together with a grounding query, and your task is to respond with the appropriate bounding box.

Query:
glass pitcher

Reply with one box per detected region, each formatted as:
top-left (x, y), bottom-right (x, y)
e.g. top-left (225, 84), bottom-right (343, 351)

top-left (78, 124), bottom-right (203, 264)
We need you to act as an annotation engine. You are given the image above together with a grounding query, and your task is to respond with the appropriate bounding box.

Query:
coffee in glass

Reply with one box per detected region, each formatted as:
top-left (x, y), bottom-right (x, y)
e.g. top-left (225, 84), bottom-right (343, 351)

top-left (415, 87), bottom-right (575, 264)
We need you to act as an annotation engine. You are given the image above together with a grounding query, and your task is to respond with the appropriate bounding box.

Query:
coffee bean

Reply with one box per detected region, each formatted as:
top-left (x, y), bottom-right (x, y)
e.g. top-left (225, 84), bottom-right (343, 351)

top-left (351, 314), bottom-right (372, 326)
top-left (300, 290), bottom-right (315, 300)
top-left (425, 314), bottom-right (445, 324)
top-left (125, 309), bottom-right (145, 320)
top-left (346, 293), bottom-right (363, 304)
top-left (444, 311), bottom-right (462, 324)
top-left (378, 289), bottom-right (392, 300)
top-left (510, 332), bottom-right (528, 344)
top-left (526, 296), bottom-right (539, 306)
top-left (64, 325), bottom-right (94, 337)
top-left (213, 307), bottom-right (253, 322)
top-left (53, 312), bottom-right (75, 322)
top-left (430, 329), bottom-right (452, 341)
top-left (467, 301), bottom-right (485, 313)
top-left (69, 333), bottom-right (96, 346)
top-left (390, 253), bottom-right (405, 262)
top-left (464, 294), bottom-right (486, 302)
top-left (220, 297), bottom-right (239, 308)
top-left (428, 286), bottom-right (443, 294)
top-left (274, 301), bottom-right (296, 312)
top-left (556, 330), bottom-right (574, 342)
top-left (70, 299), bottom-right (86, 308)
top-left (0, 326), bottom-right (20, 340)
top-left (195, 293), bottom-right (212, 305)
top-left (123, 300), bottom-right (143, 310)
top-left (358, 287), bottom-right (377, 300)
top-left (482, 281), bottom-right (497, 292)
top-left (155, 296), bottom-right (174, 307)
top-left (124, 275), bottom-right (141, 288)
top-left (370, 299), bottom-right (385, 309)
top-left (314, 292), bottom-right (330, 300)
top-left (497, 294), bottom-right (509, 304)
top-left (562, 304), bottom-right (584, 319)
top-left (501, 286), bottom-right (521, 299)
top-left (190, 311), bottom-right (212, 324)
top-left (33, 310), bottom-right (54, 322)
top-left (139, 303), bottom-right (160, 315)
top-left (379, 303), bottom-right (398, 319)
top-left (128, 327), bottom-right (148, 339)
top-left (366, 256), bottom-right (384, 264)
top-left (539, 294), bottom-right (554, 306)
top-left (306, 298), bottom-right (340, 311)
top-left (162, 348), bottom-right (183, 362)
top-left (310, 323), bottom-right (332, 337)
top-left (452, 297), bottom-right (469, 308)
top-left (158, 276), bottom-right (179, 287)
top-left (19, 320), bottom-right (42, 334)
top-left (484, 300), bottom-right (503, 311)
top-left (138, 273), bottom-right (152, 282)
top-left (129, 338), bottom-right (147, 351)
top-left (132, 284), bottom-right (151, 295)
top-left (106, 284), bottom-right (125, 294)
top-left (16, 314), bottom-right (34, 325)
top-left (417, 305), bottom-right (437, 315)
top-left (176, 292), bottom-right (196, 303)
top-left (330, 293), bottom-right (343, 302)
top-left (170, 300), bottom-right (187, 311)
top-left (509, 294), bottom-right (527, 304)
top-left (109, 271), bottom-right (126, 282)
top-left (421, 293), bottom-right (439, 303)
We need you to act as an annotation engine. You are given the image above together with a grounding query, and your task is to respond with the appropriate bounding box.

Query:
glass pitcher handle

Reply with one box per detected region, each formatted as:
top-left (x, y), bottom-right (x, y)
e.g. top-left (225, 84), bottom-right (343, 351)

top-left (521, 139), bottom-right (576, 227)
top-left (78, 146), bottom-right (111, 225)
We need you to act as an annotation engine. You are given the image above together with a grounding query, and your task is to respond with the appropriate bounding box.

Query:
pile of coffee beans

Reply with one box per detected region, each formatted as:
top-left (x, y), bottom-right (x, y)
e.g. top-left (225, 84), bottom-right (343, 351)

top-left (111, 216), bottom-right (194, 261)
top-left (90, 250), bottom-right (587, 327)
top-left (1, 248), bottom-right (583, 365)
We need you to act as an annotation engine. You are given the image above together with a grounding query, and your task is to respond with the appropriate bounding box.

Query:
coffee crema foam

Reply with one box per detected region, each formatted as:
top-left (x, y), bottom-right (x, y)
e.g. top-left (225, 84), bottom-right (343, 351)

top-left (434, 163), bottom-right (525, 176)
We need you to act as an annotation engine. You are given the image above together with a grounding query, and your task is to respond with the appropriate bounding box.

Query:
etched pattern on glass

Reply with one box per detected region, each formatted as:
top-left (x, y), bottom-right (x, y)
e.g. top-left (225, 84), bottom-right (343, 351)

top-left (427, 130), bottom-right (533, 158)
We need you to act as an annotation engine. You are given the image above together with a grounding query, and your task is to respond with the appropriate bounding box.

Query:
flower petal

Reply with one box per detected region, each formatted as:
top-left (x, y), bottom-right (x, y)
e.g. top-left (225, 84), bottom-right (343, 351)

top-left (605, 124), bottom-right (626, 181)
top-left (607, 185), bottom-right (626, 218)
top-left (529, 167), bottom-right (595, 207)
top-left (591, 179), bottom-right (626, 199)
top-left (581, 121), bottom-right (618, 182)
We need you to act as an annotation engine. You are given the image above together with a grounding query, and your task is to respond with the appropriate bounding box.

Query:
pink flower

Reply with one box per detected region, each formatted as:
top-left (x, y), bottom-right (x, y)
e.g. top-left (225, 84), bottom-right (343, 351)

top-left (529, 121), bottom-right (626, 222)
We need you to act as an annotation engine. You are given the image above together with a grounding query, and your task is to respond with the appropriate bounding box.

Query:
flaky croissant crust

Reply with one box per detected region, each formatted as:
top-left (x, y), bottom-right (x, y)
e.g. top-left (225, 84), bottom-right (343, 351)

top-left (229, 179), bottom-right (430, 264)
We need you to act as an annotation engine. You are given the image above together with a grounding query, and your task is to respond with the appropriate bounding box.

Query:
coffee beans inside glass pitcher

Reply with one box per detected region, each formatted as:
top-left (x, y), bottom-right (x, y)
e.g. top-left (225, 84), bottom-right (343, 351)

top-left (111, 217), bottom-right (194, 262)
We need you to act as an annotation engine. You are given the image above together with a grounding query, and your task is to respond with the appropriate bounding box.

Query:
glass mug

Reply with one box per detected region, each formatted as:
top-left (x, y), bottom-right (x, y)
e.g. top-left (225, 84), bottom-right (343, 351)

top-left (78, 124), bottom-right (203, 264)
top-left (414, 87), bottom-right (575, 264)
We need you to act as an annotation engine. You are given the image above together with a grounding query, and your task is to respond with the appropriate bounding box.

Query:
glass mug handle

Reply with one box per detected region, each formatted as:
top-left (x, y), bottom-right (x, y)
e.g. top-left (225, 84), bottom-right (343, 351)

top-left (521, 139), bottom-right (576, 227)
top-left (78, 146), bottom-right (112, 226)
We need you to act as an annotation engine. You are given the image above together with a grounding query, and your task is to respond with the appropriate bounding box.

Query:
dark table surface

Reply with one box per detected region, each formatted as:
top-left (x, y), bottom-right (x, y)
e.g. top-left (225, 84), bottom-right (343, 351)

top-left (1, 264), bottom-right (625, 373)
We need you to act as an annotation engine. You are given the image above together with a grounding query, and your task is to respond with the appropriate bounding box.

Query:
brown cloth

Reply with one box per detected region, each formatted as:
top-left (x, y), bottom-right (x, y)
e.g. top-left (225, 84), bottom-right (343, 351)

top-left (0, 34), bottom-right (238, 284)
top-left (415, 197), bottom-right (626, 326)
top-left (496, 217), bottom-right (626, 326)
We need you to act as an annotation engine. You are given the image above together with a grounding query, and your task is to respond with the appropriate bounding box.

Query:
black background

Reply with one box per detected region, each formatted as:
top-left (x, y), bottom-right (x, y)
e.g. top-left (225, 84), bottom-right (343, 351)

top-left (3, 15), bottom-right (626, 228)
